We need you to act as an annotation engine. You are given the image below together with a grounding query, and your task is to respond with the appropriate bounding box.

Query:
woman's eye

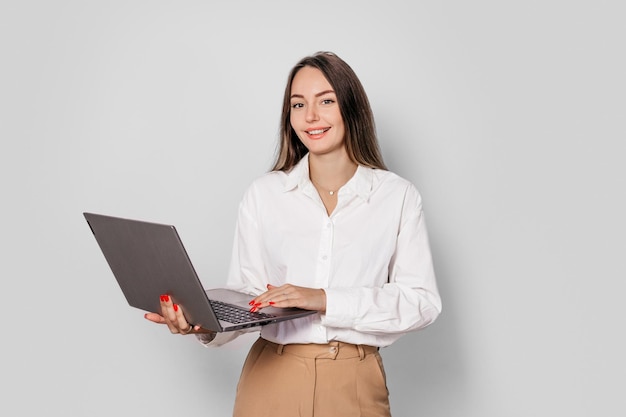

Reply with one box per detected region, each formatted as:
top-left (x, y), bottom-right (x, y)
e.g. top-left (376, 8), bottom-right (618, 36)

top-left (321, 99), bottom-right (335, 105)
top-left (291, 102), bottom-right (304, 109)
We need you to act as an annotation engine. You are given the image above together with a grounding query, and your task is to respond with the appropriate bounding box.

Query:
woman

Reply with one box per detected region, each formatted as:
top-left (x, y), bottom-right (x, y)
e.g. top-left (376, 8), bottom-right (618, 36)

top-left (146, 51), bottom-right (441, 417)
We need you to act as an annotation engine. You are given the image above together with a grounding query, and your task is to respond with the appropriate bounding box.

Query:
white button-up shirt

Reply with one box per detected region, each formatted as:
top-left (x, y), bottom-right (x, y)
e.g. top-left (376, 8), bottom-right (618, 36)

top-left (202, 154), bottom-right (441, 348)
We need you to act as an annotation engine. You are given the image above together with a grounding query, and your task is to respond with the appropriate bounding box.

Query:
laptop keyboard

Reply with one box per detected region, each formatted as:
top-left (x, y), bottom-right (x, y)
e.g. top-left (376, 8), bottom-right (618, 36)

top-left (209, 299), bottom-right (275, 324)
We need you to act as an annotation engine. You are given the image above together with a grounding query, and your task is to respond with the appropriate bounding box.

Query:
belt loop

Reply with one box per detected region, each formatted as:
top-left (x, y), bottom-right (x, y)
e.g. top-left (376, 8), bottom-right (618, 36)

top-left (357, 344), bottom-right (365, 360)
top-left (276, 344), bottom-right (285, 355)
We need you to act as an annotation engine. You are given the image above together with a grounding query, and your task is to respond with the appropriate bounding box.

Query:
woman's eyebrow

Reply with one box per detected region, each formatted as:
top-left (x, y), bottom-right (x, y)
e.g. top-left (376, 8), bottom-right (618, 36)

top-left (290, 90), bottom-right (336, 99)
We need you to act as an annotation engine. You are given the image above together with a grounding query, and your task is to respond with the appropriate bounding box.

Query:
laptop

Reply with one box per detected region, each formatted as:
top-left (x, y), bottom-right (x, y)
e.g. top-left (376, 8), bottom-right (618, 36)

top-left (83, 212), bottom-right (316, 332)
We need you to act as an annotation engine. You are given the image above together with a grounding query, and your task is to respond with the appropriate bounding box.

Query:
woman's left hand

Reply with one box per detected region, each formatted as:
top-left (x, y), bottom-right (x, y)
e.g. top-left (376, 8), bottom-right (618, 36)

top-left (250, 284), bottom-right (326, 313)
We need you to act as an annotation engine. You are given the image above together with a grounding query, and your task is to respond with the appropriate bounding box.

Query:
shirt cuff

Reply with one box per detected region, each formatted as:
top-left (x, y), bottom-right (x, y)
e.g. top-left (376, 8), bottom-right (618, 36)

top-left (320, 287), bottom-right (360, 328)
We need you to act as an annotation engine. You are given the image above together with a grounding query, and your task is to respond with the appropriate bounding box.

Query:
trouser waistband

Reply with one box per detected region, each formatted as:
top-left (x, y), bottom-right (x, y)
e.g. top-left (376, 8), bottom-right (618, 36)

top-left (260, 338), bottom-right (378, 361)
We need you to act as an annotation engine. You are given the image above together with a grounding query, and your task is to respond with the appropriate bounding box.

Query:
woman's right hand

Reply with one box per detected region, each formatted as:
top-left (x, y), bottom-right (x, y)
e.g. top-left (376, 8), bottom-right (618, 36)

top-left (144, 294), bottom-right (209, 335)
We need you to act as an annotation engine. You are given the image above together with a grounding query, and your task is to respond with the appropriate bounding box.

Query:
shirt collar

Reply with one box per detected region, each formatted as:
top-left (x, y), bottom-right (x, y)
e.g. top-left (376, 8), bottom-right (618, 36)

top-left (283, 153), bottom-right (374, 201)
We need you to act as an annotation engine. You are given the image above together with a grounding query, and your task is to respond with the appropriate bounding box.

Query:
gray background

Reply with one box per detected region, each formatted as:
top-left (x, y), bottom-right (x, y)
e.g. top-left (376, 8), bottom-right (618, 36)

top-left (1, 1), bottom-right (624, 416)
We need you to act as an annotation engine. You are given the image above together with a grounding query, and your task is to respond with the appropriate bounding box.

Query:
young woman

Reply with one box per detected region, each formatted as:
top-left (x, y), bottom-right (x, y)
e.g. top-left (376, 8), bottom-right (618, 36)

top-left (145, 51), bottom-right (442, 417)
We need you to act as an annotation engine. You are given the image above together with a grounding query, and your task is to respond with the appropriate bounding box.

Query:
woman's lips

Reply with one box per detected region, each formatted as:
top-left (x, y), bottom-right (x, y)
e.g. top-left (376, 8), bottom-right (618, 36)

top-left (305, 127), bottom-right (330, 139)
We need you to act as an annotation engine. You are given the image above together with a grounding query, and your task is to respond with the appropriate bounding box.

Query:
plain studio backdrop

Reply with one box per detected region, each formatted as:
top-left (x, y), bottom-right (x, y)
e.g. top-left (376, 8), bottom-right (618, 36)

top-left (1, 1), bottom-right (624, 416)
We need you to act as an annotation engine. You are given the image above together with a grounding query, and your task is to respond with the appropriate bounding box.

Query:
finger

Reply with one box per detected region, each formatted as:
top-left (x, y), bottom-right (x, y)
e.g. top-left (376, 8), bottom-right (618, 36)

top-left (173, 304), bottom-right (193, 334)
top-left (160, 294), bottom-right (179, 333)
top-left (160, 294), bottom-right (177, 321)
top-left (248, 285), bottom-right (275, 307)
top-left (250, 284), bottom-right (288, 310)
top-left (256, 290), bottom-right (293, 309)
top-left (144, 312), bottom-right (166, 324)
top-left (267, 287), bottom-right (325, 311)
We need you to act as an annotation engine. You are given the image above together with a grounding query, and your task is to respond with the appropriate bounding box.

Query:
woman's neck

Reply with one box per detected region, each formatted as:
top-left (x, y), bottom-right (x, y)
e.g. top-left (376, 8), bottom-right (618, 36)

top-left (308, 152), bottom-right (358, 191)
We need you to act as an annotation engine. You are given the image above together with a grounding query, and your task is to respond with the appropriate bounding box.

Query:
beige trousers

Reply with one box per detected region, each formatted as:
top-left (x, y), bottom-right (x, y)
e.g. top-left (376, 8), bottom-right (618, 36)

top-left (232, 338), bottom-right (391, 417)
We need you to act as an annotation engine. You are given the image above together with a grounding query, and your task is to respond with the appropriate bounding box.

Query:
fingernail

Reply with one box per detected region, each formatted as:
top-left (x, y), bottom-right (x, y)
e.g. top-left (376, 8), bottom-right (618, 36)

top-left (266, 284), bottom-right (271, 289)
top-left (250, 306), bottom-right (257, 312)
top-left (269, 301), bottom-right (275, 305)
top-left (248, 300), bottom-right (255, 306)
top-left (161, 294), bottom-right (170, 302)
top-left (173, 304), bottom-right (178, 312)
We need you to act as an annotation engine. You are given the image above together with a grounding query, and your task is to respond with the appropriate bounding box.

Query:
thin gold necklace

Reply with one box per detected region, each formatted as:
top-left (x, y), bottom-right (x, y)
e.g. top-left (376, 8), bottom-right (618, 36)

top-left (311, 178), bottom-right (337, 196)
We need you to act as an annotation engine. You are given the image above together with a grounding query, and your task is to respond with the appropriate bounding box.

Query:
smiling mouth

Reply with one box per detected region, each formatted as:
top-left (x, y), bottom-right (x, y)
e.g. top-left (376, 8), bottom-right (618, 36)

top-left (306, 128), bottom-right (330, 135)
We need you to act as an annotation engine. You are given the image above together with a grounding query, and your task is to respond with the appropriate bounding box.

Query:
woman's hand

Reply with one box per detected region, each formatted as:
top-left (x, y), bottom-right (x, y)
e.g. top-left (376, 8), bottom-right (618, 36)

top-left (250, 284), bottom-right (326, 313)
top-left (144, 294), bottom-right (211, 335)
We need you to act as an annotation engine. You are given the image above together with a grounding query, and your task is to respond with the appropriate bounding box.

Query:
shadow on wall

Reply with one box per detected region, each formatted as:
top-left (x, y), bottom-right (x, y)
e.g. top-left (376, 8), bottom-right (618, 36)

top-left (376, 118), bottom-right (467, 415)
top-left (382, 234), bottom-right (467, 416)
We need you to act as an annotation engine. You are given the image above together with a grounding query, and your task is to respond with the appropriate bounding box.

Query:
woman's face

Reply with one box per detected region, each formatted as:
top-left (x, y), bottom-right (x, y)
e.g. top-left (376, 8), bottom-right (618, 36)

top-left (289, 66), bottom-right (346, 157)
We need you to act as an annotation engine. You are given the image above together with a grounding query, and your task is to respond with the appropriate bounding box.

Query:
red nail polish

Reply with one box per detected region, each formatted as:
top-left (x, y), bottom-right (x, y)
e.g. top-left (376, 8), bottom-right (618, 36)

top-left (250, 306), bottom-right (257, 312)
top-left (248, 300), bottom-right (255, 306)
top-left (163, 295), bottom-right (170, 302)
top-left (269, 301), bottom-right (275, 305)
top-left (173, 304), bottom-right (178, 312)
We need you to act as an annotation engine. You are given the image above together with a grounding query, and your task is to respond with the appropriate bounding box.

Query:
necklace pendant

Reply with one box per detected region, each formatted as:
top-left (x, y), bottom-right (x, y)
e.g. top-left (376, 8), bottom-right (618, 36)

top-left (329, 191), bottom-right (335, 196)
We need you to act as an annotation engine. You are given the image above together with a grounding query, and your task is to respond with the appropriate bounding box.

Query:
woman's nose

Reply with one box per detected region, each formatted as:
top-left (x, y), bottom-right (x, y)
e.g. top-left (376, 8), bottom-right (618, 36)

top-left (305, 105), bottom-right (319, 122)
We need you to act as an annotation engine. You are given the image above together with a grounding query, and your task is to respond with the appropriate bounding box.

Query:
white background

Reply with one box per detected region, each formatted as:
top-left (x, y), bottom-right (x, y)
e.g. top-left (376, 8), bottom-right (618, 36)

top-left (1, 1), bottom-right (624, 416)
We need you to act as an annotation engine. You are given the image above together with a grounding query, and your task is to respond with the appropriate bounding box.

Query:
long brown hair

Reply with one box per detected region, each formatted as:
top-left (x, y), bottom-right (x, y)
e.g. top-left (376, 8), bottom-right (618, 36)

top-left (271, 51), bottom-right (387, 172)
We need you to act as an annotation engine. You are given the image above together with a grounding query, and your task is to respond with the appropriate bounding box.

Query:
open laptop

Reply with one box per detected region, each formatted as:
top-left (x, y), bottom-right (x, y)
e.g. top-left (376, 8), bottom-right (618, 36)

top-left (83, 212), bottom-right (315, 332)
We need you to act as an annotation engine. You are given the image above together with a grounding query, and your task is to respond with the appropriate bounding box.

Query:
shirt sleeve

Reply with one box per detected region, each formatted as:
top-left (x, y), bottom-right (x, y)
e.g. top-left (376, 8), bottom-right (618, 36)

top-left (194, 184), bottom-right (267, 348)
top-left (195, 328), bottom-right (259, 347)
top-left (225, 184), bottom-right (270, 296)
top-left (320, 185), bottom-right (442, 335)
